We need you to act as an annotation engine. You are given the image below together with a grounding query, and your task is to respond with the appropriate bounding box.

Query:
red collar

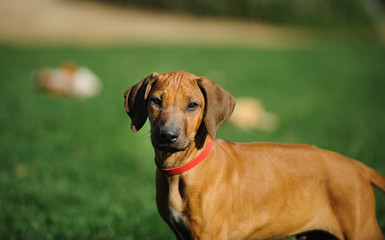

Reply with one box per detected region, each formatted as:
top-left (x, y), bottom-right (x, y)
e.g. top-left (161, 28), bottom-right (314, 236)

top-left (155, 140), bottom-right (213, 175)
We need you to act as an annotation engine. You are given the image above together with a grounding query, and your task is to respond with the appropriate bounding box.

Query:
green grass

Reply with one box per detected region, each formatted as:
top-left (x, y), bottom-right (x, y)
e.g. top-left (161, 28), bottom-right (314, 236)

top-left (0, 44), bottom-right (385, 239)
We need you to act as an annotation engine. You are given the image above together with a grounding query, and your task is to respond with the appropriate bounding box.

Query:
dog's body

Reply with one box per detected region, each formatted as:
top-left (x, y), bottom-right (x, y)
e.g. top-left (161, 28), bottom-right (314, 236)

top-left (124, 71), bottom-right (385, 240)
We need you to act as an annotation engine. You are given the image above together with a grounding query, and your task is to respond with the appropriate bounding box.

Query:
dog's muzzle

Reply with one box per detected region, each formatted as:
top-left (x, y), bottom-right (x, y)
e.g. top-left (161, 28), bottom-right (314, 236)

top-left (151, 126), bottom-right (190, 153)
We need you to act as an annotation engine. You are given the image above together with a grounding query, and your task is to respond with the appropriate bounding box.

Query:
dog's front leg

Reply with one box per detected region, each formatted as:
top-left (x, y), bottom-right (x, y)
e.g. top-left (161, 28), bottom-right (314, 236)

top-left (187, 218), bottom-right (229, 240)
top-left (189, 228), bottom-right (229, 240)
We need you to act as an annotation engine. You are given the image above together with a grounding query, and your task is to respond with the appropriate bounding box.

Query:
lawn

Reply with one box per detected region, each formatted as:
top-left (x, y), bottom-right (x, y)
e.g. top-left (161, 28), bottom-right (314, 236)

top-left (0, 44), bottom-right (384, 239)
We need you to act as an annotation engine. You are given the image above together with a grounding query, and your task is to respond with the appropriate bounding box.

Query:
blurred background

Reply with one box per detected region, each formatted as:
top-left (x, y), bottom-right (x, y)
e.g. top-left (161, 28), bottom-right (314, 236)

top-left (0, 0), bottom-right (385, 239)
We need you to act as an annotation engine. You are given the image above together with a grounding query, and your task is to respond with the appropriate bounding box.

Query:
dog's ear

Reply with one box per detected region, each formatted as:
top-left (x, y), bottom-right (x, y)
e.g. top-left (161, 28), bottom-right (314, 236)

top-left (198, 77), bottom-right (235, 140)
top-left (124, 72), bottom-right (158, 132)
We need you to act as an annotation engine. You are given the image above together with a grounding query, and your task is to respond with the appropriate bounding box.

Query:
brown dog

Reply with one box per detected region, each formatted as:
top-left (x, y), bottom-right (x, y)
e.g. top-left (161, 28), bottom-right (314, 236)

top-left (124, 71), bottom-right (385, 240)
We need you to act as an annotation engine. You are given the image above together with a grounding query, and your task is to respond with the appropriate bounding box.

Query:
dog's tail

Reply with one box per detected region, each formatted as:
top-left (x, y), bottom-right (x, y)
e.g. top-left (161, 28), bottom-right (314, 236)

top-left (368, 167), bottom-right (385, 194)
top-left (360, 162), bottom-right (385, 194)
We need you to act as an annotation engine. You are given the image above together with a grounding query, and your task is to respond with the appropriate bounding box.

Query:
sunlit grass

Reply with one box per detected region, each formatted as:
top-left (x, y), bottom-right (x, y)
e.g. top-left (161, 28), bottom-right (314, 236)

top-left (0, 44), bottom-right (384, 239)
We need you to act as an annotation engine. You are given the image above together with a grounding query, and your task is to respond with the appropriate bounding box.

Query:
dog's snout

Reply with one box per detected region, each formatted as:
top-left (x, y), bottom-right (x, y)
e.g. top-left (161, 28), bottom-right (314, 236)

top-left (160, 128), bottom-right (180, 143)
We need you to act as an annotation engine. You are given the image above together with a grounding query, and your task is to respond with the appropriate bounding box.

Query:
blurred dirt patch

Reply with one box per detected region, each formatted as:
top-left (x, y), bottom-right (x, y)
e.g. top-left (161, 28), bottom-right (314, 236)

top-left (0, 0), bottom-right (314, 47)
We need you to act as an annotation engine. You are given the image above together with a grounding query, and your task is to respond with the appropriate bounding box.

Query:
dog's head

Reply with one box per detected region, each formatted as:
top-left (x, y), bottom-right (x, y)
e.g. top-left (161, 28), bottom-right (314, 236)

top-left (124, 71), bottom-right (235, 153)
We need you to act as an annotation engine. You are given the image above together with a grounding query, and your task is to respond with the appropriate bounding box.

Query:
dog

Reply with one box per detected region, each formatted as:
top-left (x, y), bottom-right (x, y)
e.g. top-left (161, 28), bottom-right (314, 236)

top-left (34, 62), bottom-right (102, 99)
top-left (124, 71), bottom-right (385, 240)
top-left (229, 97), bottom-right (279, 132)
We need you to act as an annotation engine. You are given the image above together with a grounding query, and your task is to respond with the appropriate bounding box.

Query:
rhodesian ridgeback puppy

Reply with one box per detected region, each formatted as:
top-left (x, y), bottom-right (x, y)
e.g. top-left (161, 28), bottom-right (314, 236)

top-left (124, 71), bottom-right (385, 240)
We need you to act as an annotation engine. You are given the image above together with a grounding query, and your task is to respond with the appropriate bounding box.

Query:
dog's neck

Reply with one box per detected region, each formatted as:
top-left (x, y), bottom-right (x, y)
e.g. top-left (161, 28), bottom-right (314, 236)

top-left (154, 136), bottom-right (212, 170)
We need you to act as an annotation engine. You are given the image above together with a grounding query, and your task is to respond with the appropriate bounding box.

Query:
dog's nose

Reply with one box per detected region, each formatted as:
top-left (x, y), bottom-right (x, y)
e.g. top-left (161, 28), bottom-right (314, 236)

top-left (159, 128), bottom-right (179, 143)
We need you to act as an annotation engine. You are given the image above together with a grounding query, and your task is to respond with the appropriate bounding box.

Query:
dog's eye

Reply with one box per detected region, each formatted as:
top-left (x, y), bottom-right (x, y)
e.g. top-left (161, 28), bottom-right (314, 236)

top-left (187, 102), bottom-right (199, 111)
top-left (151, 97), bottom-right (162, 107)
